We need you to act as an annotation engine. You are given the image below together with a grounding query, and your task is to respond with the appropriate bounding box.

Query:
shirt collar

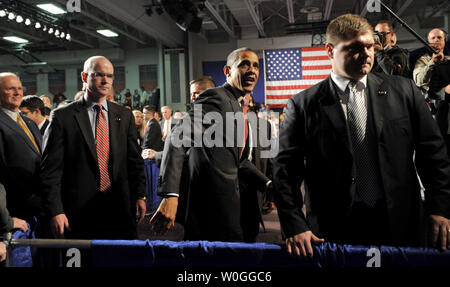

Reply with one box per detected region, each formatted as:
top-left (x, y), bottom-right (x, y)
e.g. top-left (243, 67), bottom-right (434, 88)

top-left (1, 107), bottom-right (19, 121)
top-left (223, 82), bottom-right (246, 102)
top-left (83, 93), bottom-right (108, 112)
top-left (330, 72), bottom-right (367, 94)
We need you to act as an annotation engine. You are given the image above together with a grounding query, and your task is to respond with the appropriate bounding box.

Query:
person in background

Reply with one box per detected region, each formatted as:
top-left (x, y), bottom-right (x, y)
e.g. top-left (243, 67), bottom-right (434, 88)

top-left (142, 105), bottom-right (164, 152)
top-left (40, 95), bottom-right (52, 109)
top-left (19, 95), bottom-right (49, 135)
top-left (154, 111), bottom-right (162, 123)
top-left (160, 106), bottom-right (174, 142)
top-left (133, 110), bottom-right (146, 148)
top-left (373, 20), bottom-right (410, 77)
top-left (133, 89), bottom-right (141, 110)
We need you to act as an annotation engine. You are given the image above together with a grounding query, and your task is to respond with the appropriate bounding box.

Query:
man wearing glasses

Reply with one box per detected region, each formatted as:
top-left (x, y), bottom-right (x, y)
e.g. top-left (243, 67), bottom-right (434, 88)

top-left (40, 56), bottom-right (146, 243)
top-left (373, 21), bottom-right (410, 77)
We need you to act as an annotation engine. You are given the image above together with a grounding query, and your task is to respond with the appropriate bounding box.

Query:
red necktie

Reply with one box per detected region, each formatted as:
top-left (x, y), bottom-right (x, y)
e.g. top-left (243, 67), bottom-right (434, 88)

top-left (95, 104), bottom-right (111, 192)
top-left (241, 105), bottom-right (248, 157)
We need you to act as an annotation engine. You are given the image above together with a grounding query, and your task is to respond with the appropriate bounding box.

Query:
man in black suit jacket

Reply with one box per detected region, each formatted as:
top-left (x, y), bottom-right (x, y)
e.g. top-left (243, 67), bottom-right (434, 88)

top-left (19, 95), bottom-right (49, 135)
top-left (273, 14), bottom-right (450, 257)
top-left (0, 73), bottom-right (42, 224)
top-left (150, 48), bottom-right (261, 242)
top-left (142, 105), bottom-right (164, 151)
top-left (40, 56), bottom-right (146, 240)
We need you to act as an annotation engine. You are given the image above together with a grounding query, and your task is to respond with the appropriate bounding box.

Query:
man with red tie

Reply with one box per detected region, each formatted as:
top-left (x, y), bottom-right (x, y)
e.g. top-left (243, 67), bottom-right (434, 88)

top-left (151, 48), bottom-right (262, 241)
top-left (40, 56), bottom-right (146, 240)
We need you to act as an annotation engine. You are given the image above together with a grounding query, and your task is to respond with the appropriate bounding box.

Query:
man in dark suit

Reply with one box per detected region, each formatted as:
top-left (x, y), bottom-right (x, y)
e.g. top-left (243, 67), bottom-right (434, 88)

top-left (273, 14), bottom-right (450, 257)
top-left (150, 48), bottom-right (261, 242)
top-left (19, 95), bottom-right (49, 135)
top-left (40, 56), bottom-right (146, 240)
top-left (142, 105), bottom-right (164, 151)
top-left (0, 72), bottom-right (42, 225)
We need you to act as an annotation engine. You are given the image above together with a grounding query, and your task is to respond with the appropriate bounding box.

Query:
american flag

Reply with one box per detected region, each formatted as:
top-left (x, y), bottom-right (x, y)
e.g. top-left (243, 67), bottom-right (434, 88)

top-left (264, 46), bottom-right (331, 109)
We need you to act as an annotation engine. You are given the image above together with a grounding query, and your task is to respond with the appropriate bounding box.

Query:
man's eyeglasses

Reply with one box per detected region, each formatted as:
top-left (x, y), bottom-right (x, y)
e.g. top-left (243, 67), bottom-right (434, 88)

top-left (89, 72), bottom-right (114, 80)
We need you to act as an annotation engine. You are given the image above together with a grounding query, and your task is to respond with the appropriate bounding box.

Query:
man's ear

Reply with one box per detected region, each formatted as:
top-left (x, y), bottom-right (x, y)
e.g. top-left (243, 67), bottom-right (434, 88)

top-left (223, 65), bottom-right (231, 78)
top-left (81, 72), bottom-right (87, 83)
top-left (325, 43), bottom-right (334, 59)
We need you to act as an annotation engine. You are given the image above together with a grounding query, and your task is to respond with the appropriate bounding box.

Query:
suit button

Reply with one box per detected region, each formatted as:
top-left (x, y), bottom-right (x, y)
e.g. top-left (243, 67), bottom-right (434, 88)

top-left (351, 177), bottom-right (356, 184)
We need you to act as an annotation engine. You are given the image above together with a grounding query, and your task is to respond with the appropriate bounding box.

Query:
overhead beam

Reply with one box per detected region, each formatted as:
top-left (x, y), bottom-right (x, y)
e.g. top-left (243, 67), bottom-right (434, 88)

top-left (396, 0), bottom-right (414, 17)
top-left (69, 24), bottom-right (120, 47)
top-left (323, 0), bottom-right (334, 20)
top-left (204, 0), bottom-right (235, 37)
top-left (286, 0), bottom-right (295, 24)
top-left (243, 0), bottom-right (266, 37)
top-left (54, 0), bottom-right (147, 45)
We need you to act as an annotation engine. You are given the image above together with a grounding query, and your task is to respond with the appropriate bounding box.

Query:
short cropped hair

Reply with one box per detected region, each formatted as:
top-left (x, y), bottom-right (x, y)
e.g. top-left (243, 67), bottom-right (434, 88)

top-left (226, 47), bottom-right (257, 67)
top-left (326, 14), bottom-right (373, 46)
top-left (189, 76), bottom-right (216, 89)
top-left (20, 95), bottom-right (45, 116)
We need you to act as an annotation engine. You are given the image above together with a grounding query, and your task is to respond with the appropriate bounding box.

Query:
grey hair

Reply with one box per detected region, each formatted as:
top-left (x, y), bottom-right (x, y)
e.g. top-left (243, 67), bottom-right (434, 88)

top-left (0, 72), bottom-right (19, 86)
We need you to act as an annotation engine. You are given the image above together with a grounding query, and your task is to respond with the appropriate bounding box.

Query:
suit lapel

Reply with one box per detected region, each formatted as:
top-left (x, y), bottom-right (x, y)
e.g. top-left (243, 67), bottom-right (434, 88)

top-left (23, 115), bottom-right (42, 151)
top-left (108, 102), bottom-right (121, 179)
top-left (74, 100), bottom-right (97, 163)
top-left (0, 110), bottom-right (40, 155)
top-left (319, 78), bottom-right (351, 153)
top-left (367, 73), bottom-right (386, 139)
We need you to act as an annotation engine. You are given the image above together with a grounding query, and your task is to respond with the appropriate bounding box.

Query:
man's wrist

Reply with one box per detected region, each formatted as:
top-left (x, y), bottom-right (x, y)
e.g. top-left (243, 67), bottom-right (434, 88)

top-left (137, 196), bottom-right (147, 201)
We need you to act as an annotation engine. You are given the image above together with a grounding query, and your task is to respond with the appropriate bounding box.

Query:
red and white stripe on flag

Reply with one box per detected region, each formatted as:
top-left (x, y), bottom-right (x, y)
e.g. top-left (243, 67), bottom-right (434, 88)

top-left (264, 46), bottom-right (331, 109)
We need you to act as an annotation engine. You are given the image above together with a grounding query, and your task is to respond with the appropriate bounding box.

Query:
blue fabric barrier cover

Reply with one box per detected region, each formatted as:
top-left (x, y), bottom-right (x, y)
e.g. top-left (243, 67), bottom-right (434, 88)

top-left (144, 159), bottom-right (161, 213)
top-left (91, 240), bottom-right (450, 268)
top-left (10, 221), bottom-right (34, 267)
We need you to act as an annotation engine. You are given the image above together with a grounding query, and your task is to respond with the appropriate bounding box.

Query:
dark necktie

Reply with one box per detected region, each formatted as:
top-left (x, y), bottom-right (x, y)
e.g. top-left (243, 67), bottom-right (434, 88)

top-left (347, 81), bottom-right (377, 207)
top-left (94, 104), bottom-right (111, 192)
top-left (17, 115), bottom-right (40, 153)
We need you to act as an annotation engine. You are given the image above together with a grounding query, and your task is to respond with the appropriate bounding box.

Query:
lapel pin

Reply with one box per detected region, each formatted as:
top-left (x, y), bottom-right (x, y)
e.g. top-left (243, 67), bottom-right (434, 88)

top-left (378, 90), bottom-right (387, 96)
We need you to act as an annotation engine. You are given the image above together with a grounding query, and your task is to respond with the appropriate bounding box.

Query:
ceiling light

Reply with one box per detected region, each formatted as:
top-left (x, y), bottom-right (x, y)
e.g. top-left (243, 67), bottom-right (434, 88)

top-left (37, 4), bottom-right (66, 15)
top-left (0, 10), bottom-right (7, 17)
top-left (16, 15), bottom-right (23, 23)
top-left (35, 22), bottom-right (41, 29)
top-left (42, 25), bottom-right (47, 31)
top-left (60, 32), bottom-right (65, 38)
top-left (66, 33), bottom-right (71, 40)
top-left (55, 29), bottom-right (60, 36)
top-left (96, 29), bottom-right (119, 37)
top-left (48, 27), bottom-right (54, 34)
top-left (25, 18), bottom-right (31, 26)
top-left (3, 36), bottom-right (29, 44)
top-left (8, 12), bottom-right (15, 20)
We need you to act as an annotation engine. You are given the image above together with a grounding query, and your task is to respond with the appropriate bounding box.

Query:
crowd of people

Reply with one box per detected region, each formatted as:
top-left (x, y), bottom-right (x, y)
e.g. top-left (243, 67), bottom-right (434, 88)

top-left (1, 13), bottom-right (449, 266)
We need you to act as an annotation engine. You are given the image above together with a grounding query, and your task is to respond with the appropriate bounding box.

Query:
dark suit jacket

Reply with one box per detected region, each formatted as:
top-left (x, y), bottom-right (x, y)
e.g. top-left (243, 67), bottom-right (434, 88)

top-left (273, 72), bottom-right (450, 247)
top-left (40, 99), bottom-right (146, 239)
top-left (158, 83), bottom-right (250, 242)
top-left (0, 183), bottom-right (13, 233)
top-left (0, 110), bottom-right (42, 219)
top-left (142, 118), bottom-right (164, 151)
top-left (429, 60), bottom-right (450, 136)
top-left (40, 119), bottom-right (50, 135)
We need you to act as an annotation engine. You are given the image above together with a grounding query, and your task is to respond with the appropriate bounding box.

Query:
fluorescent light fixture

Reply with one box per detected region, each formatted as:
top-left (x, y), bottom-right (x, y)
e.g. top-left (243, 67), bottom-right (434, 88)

top-left (25, 18), bottom-right (31, 26)
top-left (0, 10), bottom-right (6, 17)
top-left (3, 36), bottom-right (29, 44)
top-left (37, 4), bottom-right (66, 15)
top-left (96, 29), bottom-right (119, 37)
top-left (16, 15), bottom-right (23, 23)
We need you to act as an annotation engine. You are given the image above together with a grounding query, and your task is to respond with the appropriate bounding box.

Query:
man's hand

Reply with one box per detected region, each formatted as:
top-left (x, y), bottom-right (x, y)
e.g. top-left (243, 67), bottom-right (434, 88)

top-left (136, 199), bottom-right (147, 224)
top-left (432, 52), bottom-right (444, 64)
top-left (12, 217), bottom-right (28, 233)
top-left (50, 214), bottom-right (70, 238)
top-left (0, 242), bottom-right (6, 263)
top-left (444, 84), bottom-right (450, 94)
top-left (141, 149), bottom-right (157, 160)
top-left (150, 197), bottom-right (178, 234)
top-left (429, 214), bottom-right (450, 251)
top-left (285, 231), bottom-right (325, 258)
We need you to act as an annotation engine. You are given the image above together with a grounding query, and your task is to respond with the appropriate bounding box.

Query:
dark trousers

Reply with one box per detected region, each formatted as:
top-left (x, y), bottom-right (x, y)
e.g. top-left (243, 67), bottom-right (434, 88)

top-left (342, 200), bottom-right (392, 246)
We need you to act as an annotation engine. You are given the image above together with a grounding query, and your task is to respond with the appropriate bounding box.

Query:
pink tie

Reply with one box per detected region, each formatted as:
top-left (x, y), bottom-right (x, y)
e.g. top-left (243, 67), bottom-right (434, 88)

top-left (95, 104), bottom-right (111, 192)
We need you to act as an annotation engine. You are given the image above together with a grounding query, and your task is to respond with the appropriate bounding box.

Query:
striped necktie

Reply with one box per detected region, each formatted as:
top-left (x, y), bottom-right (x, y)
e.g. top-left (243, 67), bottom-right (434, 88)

top-left (94, 104), bottom-right (111, 192)
top-left (17, 115), bottom-right (40, 153)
